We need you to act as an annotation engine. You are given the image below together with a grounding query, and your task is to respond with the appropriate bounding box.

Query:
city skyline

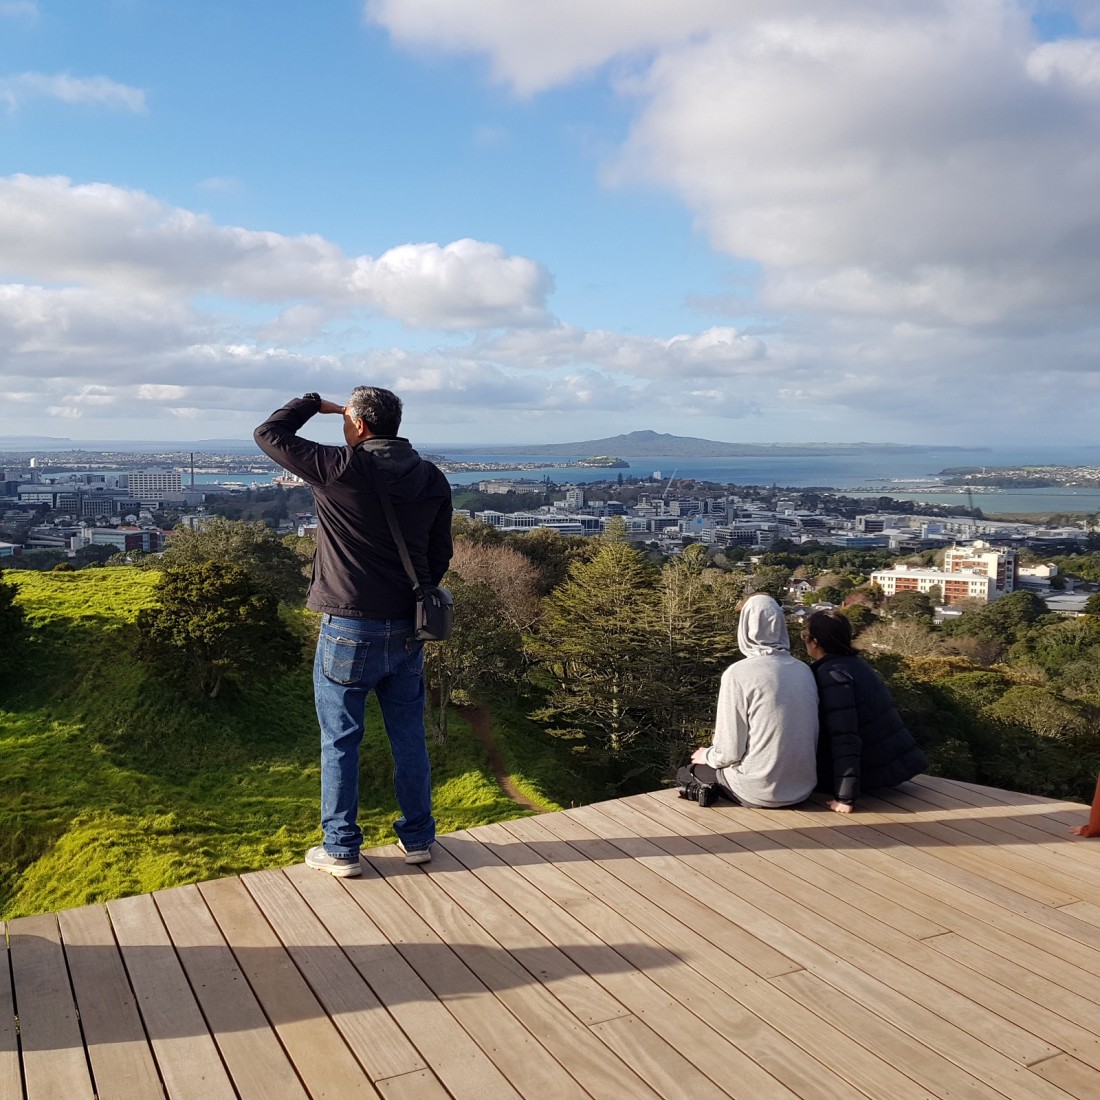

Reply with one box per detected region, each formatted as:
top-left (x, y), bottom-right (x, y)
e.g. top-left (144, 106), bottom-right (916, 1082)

top-left (3, 2), bottom-right (1100, 446)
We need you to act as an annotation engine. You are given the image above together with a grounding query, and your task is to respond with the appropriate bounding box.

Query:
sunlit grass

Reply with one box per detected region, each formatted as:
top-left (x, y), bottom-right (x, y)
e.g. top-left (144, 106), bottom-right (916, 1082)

top-left (1, 567), bottom-right (580, 917)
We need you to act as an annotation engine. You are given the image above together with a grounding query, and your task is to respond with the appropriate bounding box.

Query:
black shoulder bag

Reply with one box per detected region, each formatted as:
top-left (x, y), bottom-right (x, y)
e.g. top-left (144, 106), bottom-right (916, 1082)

top-left (371, 463), bottom-right (453, 642)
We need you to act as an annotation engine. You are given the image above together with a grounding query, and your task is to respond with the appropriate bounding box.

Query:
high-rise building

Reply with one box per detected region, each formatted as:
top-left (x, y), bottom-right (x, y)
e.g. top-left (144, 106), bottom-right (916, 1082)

top-left (127, 468), bottom-right (183, 497)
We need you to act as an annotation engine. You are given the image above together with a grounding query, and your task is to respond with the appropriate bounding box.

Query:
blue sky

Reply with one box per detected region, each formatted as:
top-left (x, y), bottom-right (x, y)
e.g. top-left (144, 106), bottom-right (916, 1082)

top-left (2, 1), bottom-right (1100, 448)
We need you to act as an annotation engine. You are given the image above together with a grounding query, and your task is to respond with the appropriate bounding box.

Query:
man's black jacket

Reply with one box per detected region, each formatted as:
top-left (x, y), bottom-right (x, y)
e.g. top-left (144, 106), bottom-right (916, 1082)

top-left (255, 398), bottom-right (453, 619)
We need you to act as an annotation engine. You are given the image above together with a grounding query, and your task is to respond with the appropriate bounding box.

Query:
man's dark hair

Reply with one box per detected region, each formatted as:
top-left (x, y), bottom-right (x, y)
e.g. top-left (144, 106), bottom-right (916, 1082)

top-left (806, 608), bottom-right (859, 657)
top-left (347, 386), bottom-right (402, 437)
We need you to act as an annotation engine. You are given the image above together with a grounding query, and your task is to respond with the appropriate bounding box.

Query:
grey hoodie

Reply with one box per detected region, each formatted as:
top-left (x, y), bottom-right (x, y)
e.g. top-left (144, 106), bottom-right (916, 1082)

top-left (705, 594), bottom-right (819, 807)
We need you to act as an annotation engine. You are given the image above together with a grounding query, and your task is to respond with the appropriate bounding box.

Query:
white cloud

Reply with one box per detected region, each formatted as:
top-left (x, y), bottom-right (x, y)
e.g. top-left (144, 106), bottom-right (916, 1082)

top-left (350, 239), bottom-right (554, 329)
top-left (0, 175), bottom-right (553, 328)
top-left (1027, 37), bottom-right (1100, 89)
top-left (365, 0), bottom-right (736, 94)
top-left (0, 72), bottom-right (146, 112)
top-left (370, 2), bottom-right (1100, 339)
top-left (475, 324), bottom-right (765, 378)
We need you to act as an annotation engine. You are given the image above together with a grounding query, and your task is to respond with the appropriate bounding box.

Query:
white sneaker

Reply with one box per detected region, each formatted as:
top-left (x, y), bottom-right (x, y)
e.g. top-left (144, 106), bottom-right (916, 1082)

top-left (397, 841), bottom-right (433, 865)
top-left (305, 845), bottom-right (362, 877)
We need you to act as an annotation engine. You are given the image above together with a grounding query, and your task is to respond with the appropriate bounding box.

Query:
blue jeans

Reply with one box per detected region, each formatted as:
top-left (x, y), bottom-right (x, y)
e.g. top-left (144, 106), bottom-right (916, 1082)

top-left (313, 614), bottom-right (434, 858)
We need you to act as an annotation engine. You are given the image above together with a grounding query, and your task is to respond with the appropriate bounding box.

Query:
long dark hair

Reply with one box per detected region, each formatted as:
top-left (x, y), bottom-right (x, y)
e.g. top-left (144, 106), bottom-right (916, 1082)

top-left (806, 609), bottom-right (859, 657)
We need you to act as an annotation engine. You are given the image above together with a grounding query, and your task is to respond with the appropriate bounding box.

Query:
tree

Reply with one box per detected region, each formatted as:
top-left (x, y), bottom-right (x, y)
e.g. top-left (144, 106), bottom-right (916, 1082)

top-left (528, 540), bottom-right (663, 772)
top-left (748, 564), bottom-right (792, 600)
top-left (945, 590), bottom-right (1047, 643)
top-left (884, 590), bottom-right (934, 622)
top-left (160, 518), bottom-right (307, 603)
top-left (423, 576), bottom-right (524, 742)
top-left (1085, 593), bottom-right (1100, 617)
top-left (448, 541), bottom-right (541, 630)
top-left (505, 526), bottom-right (594, 595)
top-left (137, 563), bottom-right (300, 699)
top-left (649, 546), bottom-right (741, 773)
top-left (451, 515), bottom-right (504, 546)
top-left (984, 685), bottom-right (1090, 740)
top-left (839, 603), bottom-right (879, 635)
top-left (858, 619), bottom-right (940, 657)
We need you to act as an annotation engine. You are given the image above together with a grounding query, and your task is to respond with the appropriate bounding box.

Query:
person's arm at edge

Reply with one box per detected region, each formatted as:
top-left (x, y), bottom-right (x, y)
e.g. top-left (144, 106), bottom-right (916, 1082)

top-left (253, 396), bottom-right (345, 485)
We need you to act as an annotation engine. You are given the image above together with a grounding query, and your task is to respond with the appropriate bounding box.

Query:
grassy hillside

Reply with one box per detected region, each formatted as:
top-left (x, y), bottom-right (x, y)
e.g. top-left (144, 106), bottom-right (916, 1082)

top-left (0, 568), bottom-right (577, 918)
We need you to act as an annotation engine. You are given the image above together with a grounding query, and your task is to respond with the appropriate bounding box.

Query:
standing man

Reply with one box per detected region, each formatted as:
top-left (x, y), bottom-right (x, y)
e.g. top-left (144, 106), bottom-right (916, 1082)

top-left (255, 388), bottom-right (452, 874)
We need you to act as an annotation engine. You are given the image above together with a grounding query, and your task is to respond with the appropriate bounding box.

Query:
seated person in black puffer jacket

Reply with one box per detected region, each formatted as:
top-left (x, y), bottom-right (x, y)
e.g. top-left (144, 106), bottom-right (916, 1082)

top-left (802, 609), bottom-right (928, 814)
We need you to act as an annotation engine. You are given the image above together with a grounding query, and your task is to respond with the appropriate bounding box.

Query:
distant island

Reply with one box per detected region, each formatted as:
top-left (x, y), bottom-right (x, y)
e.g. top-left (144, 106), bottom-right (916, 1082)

top-left (443, 430), bottom-right (978, 459)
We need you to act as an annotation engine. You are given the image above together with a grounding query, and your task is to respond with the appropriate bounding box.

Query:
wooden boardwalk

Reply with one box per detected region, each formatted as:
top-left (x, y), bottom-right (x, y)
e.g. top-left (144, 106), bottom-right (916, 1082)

top-left (4, 774), bottom-right (1100, 1099)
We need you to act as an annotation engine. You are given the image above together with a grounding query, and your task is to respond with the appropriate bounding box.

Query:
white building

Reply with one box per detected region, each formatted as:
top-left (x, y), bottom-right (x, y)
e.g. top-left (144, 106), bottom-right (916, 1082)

top-left (943, 540), bottom-right (1016, 594)
top-left (127, 468), bottom-right (183, 497)
top-left (871, 564), bottom-right (995, 604)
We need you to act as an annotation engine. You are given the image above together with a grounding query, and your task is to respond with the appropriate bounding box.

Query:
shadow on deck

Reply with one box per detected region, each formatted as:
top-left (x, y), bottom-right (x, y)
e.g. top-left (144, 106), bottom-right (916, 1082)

top-left (4, 774), bottom-right (1100, 1099)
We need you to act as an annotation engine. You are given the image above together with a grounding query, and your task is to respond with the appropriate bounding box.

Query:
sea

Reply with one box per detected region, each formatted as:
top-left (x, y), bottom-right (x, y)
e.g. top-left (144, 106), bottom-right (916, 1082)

top-left (19, 442), bottom-right (1100, 516)
top-left (428, 445), bottom-right (1100, 516)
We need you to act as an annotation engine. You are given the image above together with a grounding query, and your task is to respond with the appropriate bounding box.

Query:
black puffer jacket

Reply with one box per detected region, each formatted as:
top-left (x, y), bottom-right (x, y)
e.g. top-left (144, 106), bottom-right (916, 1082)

top-left (812, 654), bottom-right (928, 803)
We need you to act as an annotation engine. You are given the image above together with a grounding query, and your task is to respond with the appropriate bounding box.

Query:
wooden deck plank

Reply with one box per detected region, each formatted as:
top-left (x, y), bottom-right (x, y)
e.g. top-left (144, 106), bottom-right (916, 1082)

top-left (0, 921), bottom-right (22, 1100)
top-left (598, 796), bottom-right (948, 941)
top-left (554, 800), bottom-right (1060, 1100)
top-left (435, 827), bottom-right (802, 1100)
top-left (764, 795), bottom-right (1100, 983)
top-left (647, 800), bottom-right (1100, 1076)
top-left (153, 883), bottom-right (310, 1100)
top-left (493, 808), bottom-right (961, 1100)
top-left (7, 779), bottom-right (1098, 1100)
top-left (735, 796), bottom-right (1100, 965)
top-left (672, 796), bottom-right (1100, 1013)
top-left (857, 793), bottom-right (1091, 905)
top-left (611, 794), bottom-right (1071, 1100)
top-left (821, 807), bottom-right (1100, 951)
top-left (378, 838), bottom-right (632, 1025)
top-left (1031, 1054), bottom-right (1100, 1100)
top-left (363, 841), bottom-right (664, 1100)
top-left (285, 860), bottom-right (523, 1100)
top-left (911, 777), bottom-right (1088, 830)
top-left (196, 874), bottom-right (378, 1098)
top-left (872, 786), bottom-right (1100, 900)
top-left (106, 892), bottom-right (237, 1100)
top-left (7, 912), bottom-right (95, 1100)
top-left (453, 820), bottom-right (829, 1100)
top-left (239, 866), bottom-right (429, 1085)
top-left (358, 846), bottom-right (609, 1100)
top-left (56, 904), bottom-right (165, 1100)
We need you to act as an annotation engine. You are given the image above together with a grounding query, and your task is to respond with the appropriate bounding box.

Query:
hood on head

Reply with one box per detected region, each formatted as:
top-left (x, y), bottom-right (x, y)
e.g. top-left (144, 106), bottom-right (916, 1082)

top-left (737, 593), bottom-right (791, 657)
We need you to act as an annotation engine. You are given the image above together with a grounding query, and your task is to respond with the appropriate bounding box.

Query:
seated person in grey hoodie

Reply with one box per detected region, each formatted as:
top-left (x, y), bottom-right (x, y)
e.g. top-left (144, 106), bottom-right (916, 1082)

top-left (679, 593), bottom-right (819, 807)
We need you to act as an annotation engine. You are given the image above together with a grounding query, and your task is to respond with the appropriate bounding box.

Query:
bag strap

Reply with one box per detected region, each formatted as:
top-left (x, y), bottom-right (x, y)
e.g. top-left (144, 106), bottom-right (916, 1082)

top-left (366, 453), bottom-right (424, 598)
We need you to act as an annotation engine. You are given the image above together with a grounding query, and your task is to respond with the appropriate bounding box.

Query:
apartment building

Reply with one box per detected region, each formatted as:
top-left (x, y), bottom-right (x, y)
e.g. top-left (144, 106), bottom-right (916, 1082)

top-left (944, 539), bottom-right (1016, 594)
top-left (871, 564), bottom-right (995, 604)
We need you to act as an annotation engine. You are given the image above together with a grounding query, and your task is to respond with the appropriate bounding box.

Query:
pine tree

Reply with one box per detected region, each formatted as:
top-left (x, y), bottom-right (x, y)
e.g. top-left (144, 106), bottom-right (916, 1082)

top-left (528, 540), bottom-right (662, 772)
top-left (650, 545), bottom-right (741, 771)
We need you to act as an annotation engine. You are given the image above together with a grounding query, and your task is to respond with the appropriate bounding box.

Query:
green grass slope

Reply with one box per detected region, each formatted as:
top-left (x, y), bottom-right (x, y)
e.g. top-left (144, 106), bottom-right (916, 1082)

top-left (0, 568), bottom-right (573, 918)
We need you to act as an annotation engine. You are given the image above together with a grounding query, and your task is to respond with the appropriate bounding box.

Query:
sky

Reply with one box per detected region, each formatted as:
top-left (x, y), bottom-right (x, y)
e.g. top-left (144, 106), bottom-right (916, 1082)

top-left (2, 1), bottom-right (1100, 448)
